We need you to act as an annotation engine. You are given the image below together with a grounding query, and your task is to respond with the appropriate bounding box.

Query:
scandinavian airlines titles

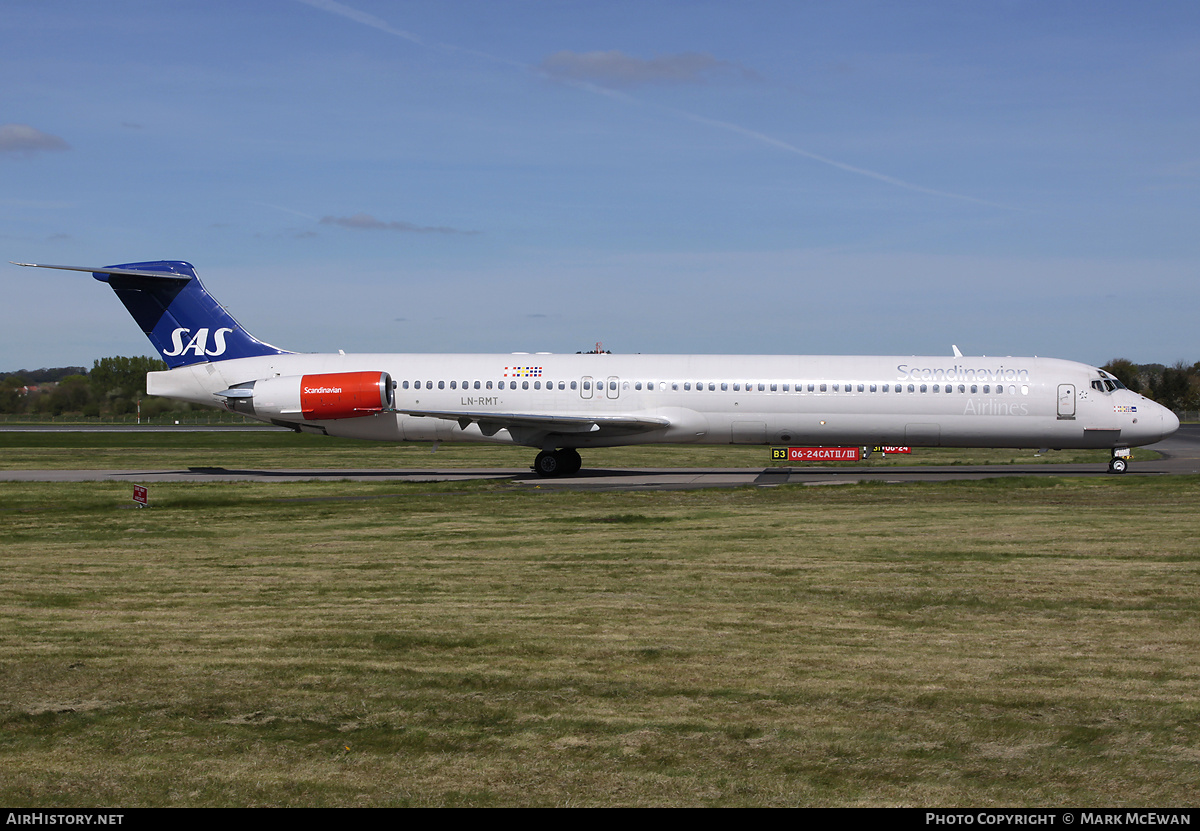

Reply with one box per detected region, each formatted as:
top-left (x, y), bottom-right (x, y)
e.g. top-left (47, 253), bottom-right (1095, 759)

top-left (898, 363), bottom-right (1030, 383)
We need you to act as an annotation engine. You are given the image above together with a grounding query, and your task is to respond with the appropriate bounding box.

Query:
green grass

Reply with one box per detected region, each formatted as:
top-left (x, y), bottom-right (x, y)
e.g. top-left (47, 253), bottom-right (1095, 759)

top-left (2, 475), bottom-right (1199, 806)
top-left (0, 430), bottom-right (1132, 470)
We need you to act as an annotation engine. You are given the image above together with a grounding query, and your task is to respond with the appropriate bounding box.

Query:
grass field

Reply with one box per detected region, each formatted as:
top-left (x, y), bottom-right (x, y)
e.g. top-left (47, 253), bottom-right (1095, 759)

top-left (2, 466), bottom-right (1198, 806)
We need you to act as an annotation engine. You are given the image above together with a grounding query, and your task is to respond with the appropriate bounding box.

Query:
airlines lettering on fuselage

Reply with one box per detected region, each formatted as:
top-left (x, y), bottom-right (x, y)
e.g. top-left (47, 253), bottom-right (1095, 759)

top-left (163, 327), bottom-right (235, 358)
top-left (962, 398), bottom-right (1029, 416)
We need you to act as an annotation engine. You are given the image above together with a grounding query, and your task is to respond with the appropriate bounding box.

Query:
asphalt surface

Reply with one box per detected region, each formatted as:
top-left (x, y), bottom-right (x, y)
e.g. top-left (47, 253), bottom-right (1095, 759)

top-left (2, 424), bottom-right (1196, 490)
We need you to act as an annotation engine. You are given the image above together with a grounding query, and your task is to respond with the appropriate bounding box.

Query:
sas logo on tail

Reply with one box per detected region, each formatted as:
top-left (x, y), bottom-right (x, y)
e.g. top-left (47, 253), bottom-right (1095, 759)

top-left (163, 327), bottom-right (235, 357)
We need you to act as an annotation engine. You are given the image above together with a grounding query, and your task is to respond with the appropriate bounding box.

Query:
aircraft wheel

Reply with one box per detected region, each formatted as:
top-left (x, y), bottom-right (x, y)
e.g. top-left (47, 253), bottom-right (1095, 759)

top-left (534, 450), bottom-right (561, 477)
top-left (1108, 457), bottom-right (1128, 474)
top-left (559, 448), bottom-right (582, 475)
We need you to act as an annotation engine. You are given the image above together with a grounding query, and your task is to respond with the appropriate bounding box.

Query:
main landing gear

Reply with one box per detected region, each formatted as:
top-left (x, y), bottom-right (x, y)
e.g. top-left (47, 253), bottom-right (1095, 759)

top-left (533, 448), bottom-right (582, 477)
top-left (1108, 448), bottom-right (1130, 474)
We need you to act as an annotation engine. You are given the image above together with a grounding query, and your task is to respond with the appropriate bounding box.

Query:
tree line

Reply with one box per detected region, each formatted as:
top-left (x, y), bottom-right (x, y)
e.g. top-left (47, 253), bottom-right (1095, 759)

top-left (0, 356), bottom-right (173, 417)
top-left (1102, 359), bottom-right (1200, 412)
top-left (2, 355), bottom-right (1198, 417)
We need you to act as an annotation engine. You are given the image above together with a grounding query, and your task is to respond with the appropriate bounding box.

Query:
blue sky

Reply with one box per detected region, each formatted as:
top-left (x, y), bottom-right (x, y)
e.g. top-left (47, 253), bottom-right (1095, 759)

top-left (3, 0), bottom-right (1197, 369)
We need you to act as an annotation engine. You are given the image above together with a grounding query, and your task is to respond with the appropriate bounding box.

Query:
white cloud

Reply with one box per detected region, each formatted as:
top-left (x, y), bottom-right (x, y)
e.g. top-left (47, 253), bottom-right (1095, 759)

top-left (540, 50), bottom-right (754, 87)
top-left (319, 213), bottom-right (475, 234)
top-left (0, 124), bottom-right (70, 157)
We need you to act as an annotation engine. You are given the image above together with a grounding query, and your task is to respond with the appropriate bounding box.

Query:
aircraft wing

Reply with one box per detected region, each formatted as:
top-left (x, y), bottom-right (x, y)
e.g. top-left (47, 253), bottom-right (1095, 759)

top-left (398, 408), bottom-right (670, 437)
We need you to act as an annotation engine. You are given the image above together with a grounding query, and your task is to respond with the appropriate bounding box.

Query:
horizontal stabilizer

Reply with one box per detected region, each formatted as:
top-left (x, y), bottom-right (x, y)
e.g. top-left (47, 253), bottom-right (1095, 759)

top-left (12, 262), bottom-right (192, 282)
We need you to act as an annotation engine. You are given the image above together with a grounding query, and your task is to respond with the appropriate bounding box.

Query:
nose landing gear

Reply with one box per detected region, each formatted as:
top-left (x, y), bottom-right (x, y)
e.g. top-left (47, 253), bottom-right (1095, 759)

top-left (1108, 448), bottom-right (1130, 474)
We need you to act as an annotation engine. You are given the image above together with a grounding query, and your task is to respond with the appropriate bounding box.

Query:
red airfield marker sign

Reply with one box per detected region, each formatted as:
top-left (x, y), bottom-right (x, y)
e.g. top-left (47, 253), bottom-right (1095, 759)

top-left (771, 446), bottom-right (913, 461)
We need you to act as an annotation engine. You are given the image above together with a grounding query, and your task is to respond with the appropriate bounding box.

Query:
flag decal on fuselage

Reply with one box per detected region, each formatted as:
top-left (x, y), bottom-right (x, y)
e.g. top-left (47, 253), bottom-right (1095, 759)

top-left (504, 366), bottom-right (543, 377)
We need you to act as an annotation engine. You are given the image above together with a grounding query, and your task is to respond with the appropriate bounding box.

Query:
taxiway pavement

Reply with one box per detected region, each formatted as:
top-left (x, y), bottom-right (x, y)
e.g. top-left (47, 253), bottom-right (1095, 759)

top-left (2, 425), bottom-right (1195, 491)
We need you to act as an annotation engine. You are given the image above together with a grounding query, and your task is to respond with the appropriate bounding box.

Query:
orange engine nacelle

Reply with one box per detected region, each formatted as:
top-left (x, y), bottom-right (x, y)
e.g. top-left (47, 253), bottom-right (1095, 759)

top-left (299, 371), bottom-right (395, 420)
top-left (231, 371), bottom-right (395, 421)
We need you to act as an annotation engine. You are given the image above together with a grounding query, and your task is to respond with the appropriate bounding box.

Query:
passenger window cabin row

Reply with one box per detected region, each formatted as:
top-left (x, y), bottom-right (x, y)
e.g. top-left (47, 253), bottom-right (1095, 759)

top-left (397, 378), bottom-right (1028, 395)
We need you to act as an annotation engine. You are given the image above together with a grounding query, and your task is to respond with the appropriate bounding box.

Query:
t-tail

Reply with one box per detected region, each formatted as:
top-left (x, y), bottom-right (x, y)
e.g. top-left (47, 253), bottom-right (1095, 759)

top-left (11, 260), bottom-right (291, 368)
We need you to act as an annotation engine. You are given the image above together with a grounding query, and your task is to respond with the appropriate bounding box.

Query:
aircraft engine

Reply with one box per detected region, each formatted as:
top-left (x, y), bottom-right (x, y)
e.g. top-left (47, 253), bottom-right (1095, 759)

top-left (220, 371), bottom-right (394, 421)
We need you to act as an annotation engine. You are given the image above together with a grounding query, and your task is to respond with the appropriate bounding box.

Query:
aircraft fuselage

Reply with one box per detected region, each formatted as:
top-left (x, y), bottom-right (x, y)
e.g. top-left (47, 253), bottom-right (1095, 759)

top-left (149, 351), bottom-right (1175, 452)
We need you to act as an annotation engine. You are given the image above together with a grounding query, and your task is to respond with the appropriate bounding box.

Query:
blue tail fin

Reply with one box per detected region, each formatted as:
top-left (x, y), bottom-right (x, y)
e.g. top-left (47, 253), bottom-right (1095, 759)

top-left (14, 260), bottom-right (291, 368)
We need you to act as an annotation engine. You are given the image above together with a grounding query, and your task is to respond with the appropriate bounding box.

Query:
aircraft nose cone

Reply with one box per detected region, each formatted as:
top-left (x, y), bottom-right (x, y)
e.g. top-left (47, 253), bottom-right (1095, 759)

top-left (1162, 406), bottom-right (1180, 440)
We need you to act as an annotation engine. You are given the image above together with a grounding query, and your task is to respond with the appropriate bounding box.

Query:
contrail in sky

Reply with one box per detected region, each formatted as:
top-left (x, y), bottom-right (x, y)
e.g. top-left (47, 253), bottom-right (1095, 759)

top-left (253, 202), bottom-right (318, 222)
top-left (294, 0), bottom-right (999, 207)
top-left (294, 0), bottom-right (422, 43)
top-left (670, 111), bottom-right (1005, 207)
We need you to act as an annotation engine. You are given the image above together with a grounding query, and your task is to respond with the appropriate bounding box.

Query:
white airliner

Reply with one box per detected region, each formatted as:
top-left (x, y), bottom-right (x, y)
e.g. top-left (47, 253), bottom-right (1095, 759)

top-left (14, 260), bottom-right (1179, 476)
